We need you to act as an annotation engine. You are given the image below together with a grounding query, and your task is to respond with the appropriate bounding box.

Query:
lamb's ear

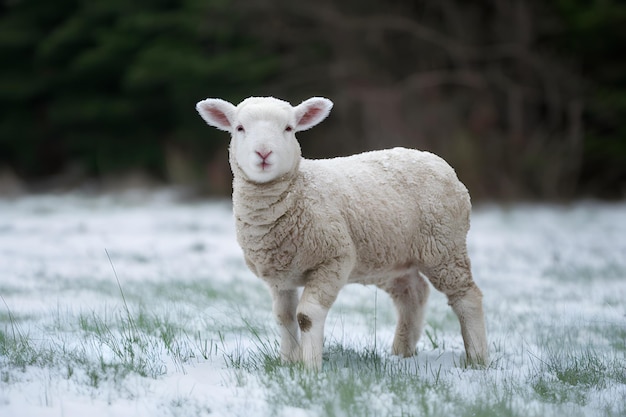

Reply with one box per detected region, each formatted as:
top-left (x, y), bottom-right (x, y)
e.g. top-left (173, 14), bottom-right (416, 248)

top-left (294, 97), bottom-right (333, 131)
top-left (196, 99), bottom-right (237, 132)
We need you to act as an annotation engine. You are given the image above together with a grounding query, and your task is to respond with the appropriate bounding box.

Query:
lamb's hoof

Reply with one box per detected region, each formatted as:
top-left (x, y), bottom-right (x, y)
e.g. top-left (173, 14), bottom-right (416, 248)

top-left (281, 349), bottom-right (301, 365)
top-left (463, 352), bottom-right (489, 369)
top-left (391, 343), bottom-right (416, 358)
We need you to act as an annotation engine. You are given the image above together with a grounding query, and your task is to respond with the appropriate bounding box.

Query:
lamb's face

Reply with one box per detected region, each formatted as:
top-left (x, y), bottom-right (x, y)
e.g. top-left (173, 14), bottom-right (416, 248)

top-left (231, 98), bottom-right (301, 183)
top-left (196, 96), bottom-right (333, 184)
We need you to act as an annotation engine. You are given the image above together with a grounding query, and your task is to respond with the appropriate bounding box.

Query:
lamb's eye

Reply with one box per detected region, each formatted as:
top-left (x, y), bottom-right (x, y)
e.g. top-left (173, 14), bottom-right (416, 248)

top-left (236, 125), bottom-right (245, 132)
top-left (285, 125), bottom-right (293, 132)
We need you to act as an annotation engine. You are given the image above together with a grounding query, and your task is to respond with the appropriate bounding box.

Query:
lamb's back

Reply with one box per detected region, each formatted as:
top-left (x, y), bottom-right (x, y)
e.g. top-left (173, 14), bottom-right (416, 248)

top-left (300, 147), bottom-right (469, 217)
top-left (299, 148), bottom-right (471, 275)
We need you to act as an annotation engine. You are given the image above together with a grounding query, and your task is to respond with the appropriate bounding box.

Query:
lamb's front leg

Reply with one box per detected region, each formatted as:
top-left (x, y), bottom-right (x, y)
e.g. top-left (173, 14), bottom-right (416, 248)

top-left (296, 292), bottom-right (330, 371)
top-left (297, 260), bottom-right (348, 370)
top-left (271, 288), bottom-right (300, 363)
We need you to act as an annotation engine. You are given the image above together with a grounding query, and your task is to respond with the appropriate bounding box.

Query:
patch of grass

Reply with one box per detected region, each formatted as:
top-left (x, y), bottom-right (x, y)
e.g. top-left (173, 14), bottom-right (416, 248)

top-left (590, 321), bottom-right (626, 354)
top-left (0, 296), bottom-right (54, 371)
top-left (0, 326), bottom-right (51, 371)
top-left (424, 326), bottom-right (447, 351)
top-left (459, 398), bottom-right (521, 417)
top-left (256, 342), bottom-right (466, 417)
top-left (215, 310), bottom-right (626, 417)
top-left (530, 347), bottom-right (626, 407)
top-left (218, 322), bottom-right (464, 417)
top-left (167, 396), bottom-right (212, 417)
top-left (75, 302), bottom-right (226, 380)
top-left (77, 310), bottom-right (167, 379)
top-left (1, 290), bottom-right (222, 387)
top-left (221, 319), bottom-right (283, 375)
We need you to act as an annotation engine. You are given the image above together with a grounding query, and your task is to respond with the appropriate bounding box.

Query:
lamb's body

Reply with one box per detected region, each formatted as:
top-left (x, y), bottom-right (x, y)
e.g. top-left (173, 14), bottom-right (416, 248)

top-left (196, 96), bottom-right (488, 369)
top-left (236, 148), bottom-right (470, 291)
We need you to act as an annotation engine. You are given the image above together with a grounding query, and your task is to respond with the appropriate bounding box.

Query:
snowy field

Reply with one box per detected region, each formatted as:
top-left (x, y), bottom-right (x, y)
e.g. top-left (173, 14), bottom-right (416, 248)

top-left (1, 190), bottom-right (625, 417)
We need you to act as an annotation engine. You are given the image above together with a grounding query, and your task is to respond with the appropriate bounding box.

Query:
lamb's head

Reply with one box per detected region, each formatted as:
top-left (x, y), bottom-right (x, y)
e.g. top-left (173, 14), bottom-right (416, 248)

top-left (196, 96), bottom-right (333, 183)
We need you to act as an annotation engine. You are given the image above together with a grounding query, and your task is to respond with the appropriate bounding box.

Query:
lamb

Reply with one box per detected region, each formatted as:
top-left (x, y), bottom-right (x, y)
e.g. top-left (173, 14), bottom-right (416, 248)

top-left (195, 96), bottom-right (488, 370)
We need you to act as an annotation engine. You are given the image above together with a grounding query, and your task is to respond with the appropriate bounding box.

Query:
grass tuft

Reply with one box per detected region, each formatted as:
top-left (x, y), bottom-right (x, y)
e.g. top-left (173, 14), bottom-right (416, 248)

top-left (530, 346), bottom-right (626, 407)
top-left (0, 295), bottom-right (54, 371)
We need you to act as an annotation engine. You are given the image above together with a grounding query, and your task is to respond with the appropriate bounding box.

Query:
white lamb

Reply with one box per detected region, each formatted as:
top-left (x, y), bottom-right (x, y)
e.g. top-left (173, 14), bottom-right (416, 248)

top-left (196, 96), bottom-right (488, 370)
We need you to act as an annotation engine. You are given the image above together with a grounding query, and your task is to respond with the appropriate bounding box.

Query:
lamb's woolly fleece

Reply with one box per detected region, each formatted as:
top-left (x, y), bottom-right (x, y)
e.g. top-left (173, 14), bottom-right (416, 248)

top-left (234, 147), bottom-right (472, 296)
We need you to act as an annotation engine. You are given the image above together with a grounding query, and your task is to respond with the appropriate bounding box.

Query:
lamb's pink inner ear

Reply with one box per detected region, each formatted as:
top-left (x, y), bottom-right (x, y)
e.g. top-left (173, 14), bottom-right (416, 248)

top-left (298, 106), bottom-right (323, 126)
top-left (207, 106), bottom-right (231, 128)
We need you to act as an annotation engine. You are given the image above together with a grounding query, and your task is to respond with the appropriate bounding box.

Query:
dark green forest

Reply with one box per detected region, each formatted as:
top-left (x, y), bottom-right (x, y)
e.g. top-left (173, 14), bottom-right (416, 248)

top-left (0, 0), bottom-right (624, 199)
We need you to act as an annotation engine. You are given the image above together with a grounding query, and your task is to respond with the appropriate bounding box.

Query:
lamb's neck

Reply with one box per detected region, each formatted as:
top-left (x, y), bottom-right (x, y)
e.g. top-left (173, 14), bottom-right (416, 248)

top-left (233, 174), bottom-right (298, 227)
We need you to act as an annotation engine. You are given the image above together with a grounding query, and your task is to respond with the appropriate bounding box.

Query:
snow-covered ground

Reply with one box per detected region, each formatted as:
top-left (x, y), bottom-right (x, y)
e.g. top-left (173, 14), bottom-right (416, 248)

top-left (1, 190), bottom-right (625, 417)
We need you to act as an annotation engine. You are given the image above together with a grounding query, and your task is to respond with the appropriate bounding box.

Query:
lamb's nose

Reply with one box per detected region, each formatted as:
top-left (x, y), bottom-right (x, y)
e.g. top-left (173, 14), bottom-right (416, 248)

top-left (256, 150), bottom-right (272, 160)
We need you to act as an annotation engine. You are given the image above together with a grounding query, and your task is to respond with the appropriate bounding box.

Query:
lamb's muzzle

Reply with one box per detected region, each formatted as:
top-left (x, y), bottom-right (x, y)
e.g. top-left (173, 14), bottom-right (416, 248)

top-left (255, 150), bottom-right (272, 170)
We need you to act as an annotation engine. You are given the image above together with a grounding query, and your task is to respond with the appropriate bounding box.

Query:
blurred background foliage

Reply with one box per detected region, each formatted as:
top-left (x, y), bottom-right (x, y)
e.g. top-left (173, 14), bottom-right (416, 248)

top-left (0, 0), bottom-right (624, 199)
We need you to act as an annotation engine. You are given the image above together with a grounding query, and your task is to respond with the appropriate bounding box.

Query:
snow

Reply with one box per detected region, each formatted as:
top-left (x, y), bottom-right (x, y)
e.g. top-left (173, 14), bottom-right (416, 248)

top-left (1, 190), bottom-right (625, 416)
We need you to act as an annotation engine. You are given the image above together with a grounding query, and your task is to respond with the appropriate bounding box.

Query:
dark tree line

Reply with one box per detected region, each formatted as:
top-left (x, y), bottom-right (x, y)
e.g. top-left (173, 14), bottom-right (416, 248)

top-left (0, 0), bottom-right (624, 199)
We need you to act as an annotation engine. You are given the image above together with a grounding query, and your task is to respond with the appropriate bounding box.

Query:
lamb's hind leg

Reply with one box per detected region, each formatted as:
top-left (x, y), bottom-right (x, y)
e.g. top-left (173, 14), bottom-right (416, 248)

top-left (380, 269), bottom-right (430, 357)
top-left (425, 251), bottom-right (488, 366)
top-left (449, 283), bottom-right (487, 365)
